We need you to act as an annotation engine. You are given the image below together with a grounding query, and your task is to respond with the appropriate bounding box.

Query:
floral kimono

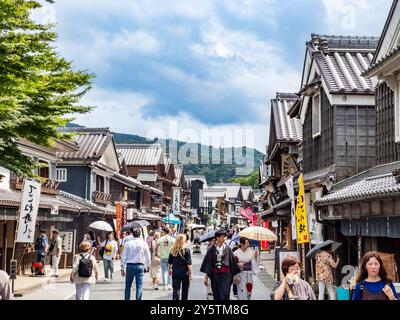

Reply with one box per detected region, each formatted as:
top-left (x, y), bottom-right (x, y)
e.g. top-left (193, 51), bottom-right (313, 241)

top-left (234, 248), bottom-right (260, 300)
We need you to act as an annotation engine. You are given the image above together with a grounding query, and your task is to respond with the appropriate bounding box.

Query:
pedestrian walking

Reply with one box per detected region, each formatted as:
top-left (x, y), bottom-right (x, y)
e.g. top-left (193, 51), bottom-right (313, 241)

top-left (100, 232), bottom-right (119, 281)
top-left (150, 231), bottom-right (161, 290)
top-left (234, 237), bottom-right (260, 300)
top-left (48, 229), bottom-right (62, 277)
top-left (0, 270), bottom-right (13, 300)
top-left (34, 229), bottom-right (48, 276)
top-left (200, 230), bottom-right (240, 300)
top-left (122, 229), bottom-right (134, 247)
top-left (352, 251), bottom-right (399, 300)
top-left (83, 231), bottom-right (98, 256)
top-left (272, 256), bottom-right (316, 300)
top-left (315, 249), bottom-right (339, 300)
top-left (120, 228), bottom-right (151, 301)
top-left (168, 234), bottom-right (193, 300)
top-left (155, 226), bottom-right (175, 290)
top-left (70, 241), bottom-right (99, 300)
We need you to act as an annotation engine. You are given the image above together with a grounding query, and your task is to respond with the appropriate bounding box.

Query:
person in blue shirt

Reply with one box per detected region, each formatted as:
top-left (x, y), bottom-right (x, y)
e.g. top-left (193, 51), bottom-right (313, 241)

top-left (352, 251), bottom-right (399, 300)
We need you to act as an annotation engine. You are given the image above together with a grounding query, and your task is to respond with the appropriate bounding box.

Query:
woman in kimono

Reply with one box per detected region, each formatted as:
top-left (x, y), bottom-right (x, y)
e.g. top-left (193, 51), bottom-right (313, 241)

top-left (200, 230), bottom-right (241, 300)
top-left (234, 237), bottom-right (259, 300)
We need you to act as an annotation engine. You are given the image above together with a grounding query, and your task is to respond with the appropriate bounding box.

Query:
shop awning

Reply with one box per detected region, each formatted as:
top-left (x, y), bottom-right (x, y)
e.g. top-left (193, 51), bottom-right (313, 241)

top-left (340, 217), bottom-right (400, 238)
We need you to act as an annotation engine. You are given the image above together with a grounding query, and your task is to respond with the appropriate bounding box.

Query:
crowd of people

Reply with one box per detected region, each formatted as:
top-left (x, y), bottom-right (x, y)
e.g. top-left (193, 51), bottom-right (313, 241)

top-left (1, 224), bottom-right (399, 301)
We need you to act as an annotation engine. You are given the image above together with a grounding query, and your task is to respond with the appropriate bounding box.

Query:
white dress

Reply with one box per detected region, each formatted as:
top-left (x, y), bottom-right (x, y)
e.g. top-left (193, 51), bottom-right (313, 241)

top-left (234, 248), bottom-right (259, 300)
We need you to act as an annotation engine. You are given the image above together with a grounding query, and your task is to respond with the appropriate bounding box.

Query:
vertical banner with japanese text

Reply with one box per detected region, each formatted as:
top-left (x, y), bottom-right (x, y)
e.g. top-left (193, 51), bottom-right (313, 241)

top-left (16, 179), bottom-right (41, 243)
top-left (295, 174), bottom-right (310, 244)
top-left (121, 205), bottom-right (127, 233)
top-left (172, 187), bottom-right (181, 215)
top-left (116, 203), bottom-right (122, 238)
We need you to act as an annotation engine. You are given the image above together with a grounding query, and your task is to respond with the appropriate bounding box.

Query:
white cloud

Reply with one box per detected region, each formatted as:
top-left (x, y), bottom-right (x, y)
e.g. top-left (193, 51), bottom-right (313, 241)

top-left (74, 88), bottom-right (267, 152)
top-left (31, 1), bottom-right (57, 25)
top-left (322, 0), bottom-right (392, 35)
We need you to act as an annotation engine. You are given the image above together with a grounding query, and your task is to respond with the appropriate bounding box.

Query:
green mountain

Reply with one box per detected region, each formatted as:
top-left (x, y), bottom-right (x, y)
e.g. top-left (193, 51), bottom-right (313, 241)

top-left (67, 124), bottom-right (265, 186)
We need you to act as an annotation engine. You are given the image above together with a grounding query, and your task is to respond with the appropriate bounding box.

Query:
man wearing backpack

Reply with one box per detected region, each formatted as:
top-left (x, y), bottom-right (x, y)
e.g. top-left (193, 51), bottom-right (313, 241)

top-left (70, 241), bottom-right (99, 300)
top-left (34, 229), bottom-right (48, 275)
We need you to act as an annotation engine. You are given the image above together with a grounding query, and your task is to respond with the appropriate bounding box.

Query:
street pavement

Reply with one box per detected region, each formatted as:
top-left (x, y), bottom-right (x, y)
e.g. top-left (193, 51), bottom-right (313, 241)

top-left (15, 244), bottom-right (272, 300)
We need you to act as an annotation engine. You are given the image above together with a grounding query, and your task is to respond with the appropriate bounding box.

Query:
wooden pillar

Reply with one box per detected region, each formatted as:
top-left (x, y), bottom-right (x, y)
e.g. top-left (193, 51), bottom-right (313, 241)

top-left (287, 224), bottom-right (292, 251)
top-left (1, 222), bottom-right (7, 271)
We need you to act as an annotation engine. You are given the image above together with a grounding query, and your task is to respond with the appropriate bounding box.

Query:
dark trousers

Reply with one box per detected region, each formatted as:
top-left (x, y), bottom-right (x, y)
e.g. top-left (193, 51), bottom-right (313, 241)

top-left (172, 270), bottom-right (190, 300)
top-left (210, 272), bottom-right (232, 300)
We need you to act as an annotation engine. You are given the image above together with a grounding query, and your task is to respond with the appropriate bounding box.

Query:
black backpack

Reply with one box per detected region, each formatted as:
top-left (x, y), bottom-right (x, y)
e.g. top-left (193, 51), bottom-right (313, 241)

top-left (78, 254), bottom-right (93, 278)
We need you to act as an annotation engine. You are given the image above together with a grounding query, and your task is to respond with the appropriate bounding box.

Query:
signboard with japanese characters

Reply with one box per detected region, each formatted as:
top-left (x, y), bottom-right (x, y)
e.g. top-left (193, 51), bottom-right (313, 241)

top-left (16, 179), bottom-right (41, 243)
top-left (172, 187), bottom-right (181, 215)
top-left (116, 203), bottom-right (122, 238)
top-left (295, 174), bottom-right (310, 244)
top-left (59, 231), bottom-right (74, 253)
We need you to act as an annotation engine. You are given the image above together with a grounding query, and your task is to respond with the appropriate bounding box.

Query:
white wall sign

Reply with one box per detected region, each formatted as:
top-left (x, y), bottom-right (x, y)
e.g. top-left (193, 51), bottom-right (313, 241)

top-left (285, 176), bottom-right (297, 241)
top-left (16, 180), bottom-right (41, 243)
top-left (172, 187), bottom-right (181, 215)
top-left (59, 231), bottom-right (74, 253)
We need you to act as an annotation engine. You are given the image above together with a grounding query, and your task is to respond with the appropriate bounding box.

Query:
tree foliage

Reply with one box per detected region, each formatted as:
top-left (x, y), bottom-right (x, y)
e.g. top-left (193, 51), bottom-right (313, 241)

top-left (229, 170), bottom-right (260, 189)
top-left (0, 0), bottom-right (94, 176)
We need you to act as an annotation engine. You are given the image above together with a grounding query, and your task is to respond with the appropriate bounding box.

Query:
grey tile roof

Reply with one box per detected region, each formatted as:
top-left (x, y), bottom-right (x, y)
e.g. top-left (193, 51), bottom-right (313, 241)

top-left (116, 144), bottom-right (163, 166)
top-left (261, 198), bottom-right (292, 217)
top-left (137, 170), bottom-right (158, 182)
top-left (303, 165), bottom-right (336, 185)
top-left (364, 46), bottom-right (400, 78)
top-left (241, 187), bottom-right (254, 202)
top-left (271, 93), bottom-right (303, 142)
top-left (212, 183), bottom-right (242, 200)
top-left (315, 161), bottom-right (400, 206)
top-left (57, 128), bottom-right (113, 160)
top-left (308, 34), bottom-right (378, 94)
top-left (203, 188), bottom-right (226, 198)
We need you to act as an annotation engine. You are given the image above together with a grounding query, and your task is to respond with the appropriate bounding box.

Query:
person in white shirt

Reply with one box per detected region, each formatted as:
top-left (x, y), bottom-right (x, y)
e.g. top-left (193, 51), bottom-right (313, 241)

top-left (101, 232), bottom-right (118, 281)
top-left (121, 228), bottom-right (151, 300)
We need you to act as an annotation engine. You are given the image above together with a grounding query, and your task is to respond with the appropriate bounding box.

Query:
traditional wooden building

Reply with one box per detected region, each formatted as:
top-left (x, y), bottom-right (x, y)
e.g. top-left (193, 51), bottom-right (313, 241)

top-left (315, 1), bottom-right (400, 283)
top-left (185, 175), bottom-right (207, 225)
top-left (261, 93), bottom-right (303, 249)
top-left (116, 144), bottom-right (173, 215)
top-left (288, 34), bottom-right (378, 255)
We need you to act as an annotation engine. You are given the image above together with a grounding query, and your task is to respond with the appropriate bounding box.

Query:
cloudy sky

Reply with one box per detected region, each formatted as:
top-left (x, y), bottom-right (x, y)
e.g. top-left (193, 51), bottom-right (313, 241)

top-left (35, 0), bottom-right (392, 152)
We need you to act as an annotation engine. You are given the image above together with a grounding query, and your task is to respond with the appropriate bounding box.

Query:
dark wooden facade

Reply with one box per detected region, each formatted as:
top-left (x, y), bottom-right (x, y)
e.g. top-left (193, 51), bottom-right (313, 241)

top-left (303, 89), bottom-right (376, 182)
top-left (376, 82), bottom-right (400, 164)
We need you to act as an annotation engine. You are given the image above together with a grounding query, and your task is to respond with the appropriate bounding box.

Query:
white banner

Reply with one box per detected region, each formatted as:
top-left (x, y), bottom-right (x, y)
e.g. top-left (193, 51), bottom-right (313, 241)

top-left (16, 179), bottom-right (41, 243)
top-left (309, 190), bottom-right (324, 244)
top-left (285, 176), bottom-right (297, 241)
top-left (172, 187), bottom-right (181, 215)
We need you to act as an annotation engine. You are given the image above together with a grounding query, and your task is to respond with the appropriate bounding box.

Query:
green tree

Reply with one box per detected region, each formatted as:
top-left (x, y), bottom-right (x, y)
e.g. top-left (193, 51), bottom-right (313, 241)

top-left (0, 0), bottom-right (94, 176)
top-left (229, 170), bottom-right (260, 189)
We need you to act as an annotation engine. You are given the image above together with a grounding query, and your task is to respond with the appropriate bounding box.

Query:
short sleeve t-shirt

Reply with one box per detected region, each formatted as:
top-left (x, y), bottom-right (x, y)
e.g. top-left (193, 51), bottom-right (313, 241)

top-left (157, 236), bottom-right (175, 260)
top-left (101, 240), bottom-right (118, 261)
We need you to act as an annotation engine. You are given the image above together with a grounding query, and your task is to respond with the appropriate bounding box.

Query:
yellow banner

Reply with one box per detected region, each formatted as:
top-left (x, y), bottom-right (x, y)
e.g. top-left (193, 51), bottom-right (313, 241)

top-left (295, 174), bottom-right (310, 244)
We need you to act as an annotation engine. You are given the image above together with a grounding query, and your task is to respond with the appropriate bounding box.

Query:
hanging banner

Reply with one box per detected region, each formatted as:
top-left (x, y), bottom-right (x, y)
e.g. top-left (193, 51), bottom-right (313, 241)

top-left (172, 187), bottom-right (181, 215)
top-left (59, 231), bottom-right (74, 253)
top-left (16, 179), bottom-right (42, 243)
top-left (261, 221), bottom-right (269, 251)
top-left (116, 203), bottom-right (122, 237)
top-left (121, 205), bottom-right (127, 231)
top-left (285, 176), bottom-right (297, 241)
top-left (240, 208), bottom-right (252, 220)
top-left (295, 174), bottom-right (310, 244)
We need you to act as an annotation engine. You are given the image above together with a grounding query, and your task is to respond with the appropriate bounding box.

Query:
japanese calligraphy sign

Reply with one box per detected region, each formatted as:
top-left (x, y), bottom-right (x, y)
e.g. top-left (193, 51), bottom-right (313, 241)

top-left (285, 176), bottom-right (297, 241)
top-left (16, 179), bottom-right (41, 243)
top-left (59, 231), bottom-right (74, 253)
top-left (295, 175), bottom-right (310, 244)
top-left (240, 208), bottom-right (252, 220)
top-left (172, 187), bottom-right (181, 215)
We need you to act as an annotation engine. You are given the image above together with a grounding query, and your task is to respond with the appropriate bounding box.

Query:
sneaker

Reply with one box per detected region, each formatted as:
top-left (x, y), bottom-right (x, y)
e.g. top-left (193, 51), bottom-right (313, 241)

top-left (163, 285), bottom-right (168, 291)
top-left (168, 285), bottom-right (173, 290)
top-left (104, 278), bottom-right (110, 282)
top-left (110, 274), bottom-right (113, 280)
top-left (155, 286), bottom-right (159, 291)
